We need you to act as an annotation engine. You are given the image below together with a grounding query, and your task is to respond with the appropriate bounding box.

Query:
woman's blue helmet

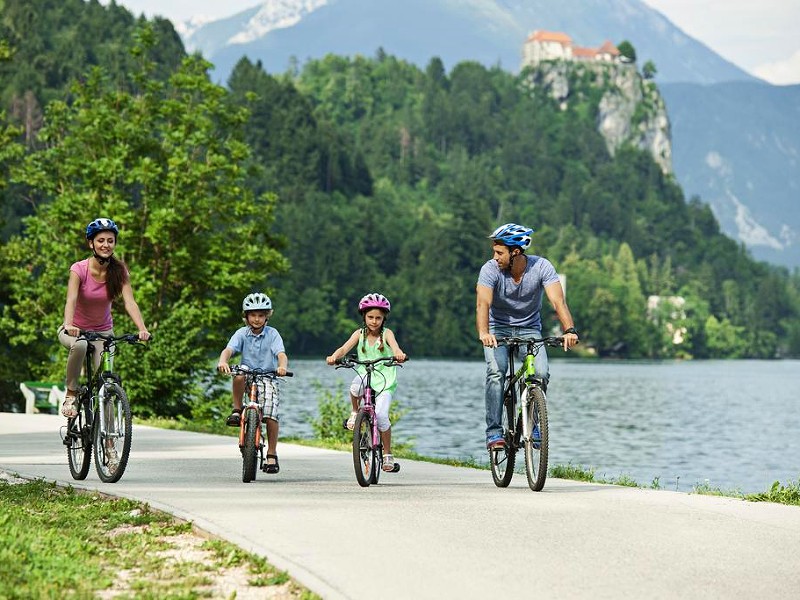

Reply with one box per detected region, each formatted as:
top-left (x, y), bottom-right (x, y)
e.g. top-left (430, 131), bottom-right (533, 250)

top-left (86, 218), bottom-right (119, 240)
top-left (489, 223), bottom-right (533, 251)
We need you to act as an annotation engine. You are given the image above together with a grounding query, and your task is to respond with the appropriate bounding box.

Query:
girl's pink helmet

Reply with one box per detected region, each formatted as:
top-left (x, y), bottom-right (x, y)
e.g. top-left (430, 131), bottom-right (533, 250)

top-left (358, 293), bottom-right (391, 313)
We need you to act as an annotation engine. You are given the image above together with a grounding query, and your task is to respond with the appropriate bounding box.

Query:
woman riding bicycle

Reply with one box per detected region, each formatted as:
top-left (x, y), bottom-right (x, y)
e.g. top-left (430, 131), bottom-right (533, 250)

top-left (58, 218), bottom-right (151, 419)
top-left (476, 223), bottom-right (578, 450)
top-left (326, 293), bottom-right (407, 472)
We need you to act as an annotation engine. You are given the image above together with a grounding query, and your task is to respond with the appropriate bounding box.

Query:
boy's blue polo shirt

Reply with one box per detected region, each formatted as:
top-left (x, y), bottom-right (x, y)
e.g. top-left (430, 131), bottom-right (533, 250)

top-left (226, 325), bottom-right (285, 370)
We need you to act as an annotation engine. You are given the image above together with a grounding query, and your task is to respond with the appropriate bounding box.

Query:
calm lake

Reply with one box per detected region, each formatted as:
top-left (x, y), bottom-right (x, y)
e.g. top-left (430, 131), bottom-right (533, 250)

top-left (280, 358), bottom-right (800, 494)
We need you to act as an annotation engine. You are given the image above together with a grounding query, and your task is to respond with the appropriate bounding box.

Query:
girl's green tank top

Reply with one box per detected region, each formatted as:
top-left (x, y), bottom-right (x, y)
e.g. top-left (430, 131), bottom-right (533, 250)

top-left (357, 331), bottom-right (398, 393)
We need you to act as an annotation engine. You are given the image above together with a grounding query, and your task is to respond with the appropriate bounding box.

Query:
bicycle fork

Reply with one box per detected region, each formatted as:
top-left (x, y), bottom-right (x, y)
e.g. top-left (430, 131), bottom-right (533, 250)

top-left (520, 354), bottom-right (537, 443)
top-left (239, 383), bottom-right (263, 449)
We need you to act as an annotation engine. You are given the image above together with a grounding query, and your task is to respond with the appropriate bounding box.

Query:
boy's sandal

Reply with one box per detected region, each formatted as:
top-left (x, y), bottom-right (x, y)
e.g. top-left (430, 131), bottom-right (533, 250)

top-left (263, 454), bottom-right (280, 474)
top-left (225, 409), bottom-right (241, 427)
top-left (61, 390), bottom-right (78, 419)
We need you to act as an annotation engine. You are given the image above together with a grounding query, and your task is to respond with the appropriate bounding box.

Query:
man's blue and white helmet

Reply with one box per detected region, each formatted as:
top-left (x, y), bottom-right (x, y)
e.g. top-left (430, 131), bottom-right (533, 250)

top-left (85, 218), bottom-right (119, 240)
top-left (242, 292), bottom-right (272, 312)
top-left (488, 223), bottom-right (533, 251)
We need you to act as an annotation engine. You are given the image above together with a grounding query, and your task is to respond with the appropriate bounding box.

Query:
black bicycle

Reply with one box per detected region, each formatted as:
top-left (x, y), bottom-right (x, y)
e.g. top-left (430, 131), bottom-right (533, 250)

top-left (61, 332), bottom-right (149, 483)
top-left (489, 336), bottom-right (563, 491)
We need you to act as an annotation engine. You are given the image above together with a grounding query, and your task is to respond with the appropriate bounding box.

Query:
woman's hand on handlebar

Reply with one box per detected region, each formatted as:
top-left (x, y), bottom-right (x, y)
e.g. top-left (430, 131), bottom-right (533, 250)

top-left (393, 352), bottom-right (407, 363)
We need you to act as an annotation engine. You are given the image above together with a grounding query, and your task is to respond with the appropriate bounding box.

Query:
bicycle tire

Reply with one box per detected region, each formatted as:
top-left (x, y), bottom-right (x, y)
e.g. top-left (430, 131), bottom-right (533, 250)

top-left (524, 386), bottom-right (549, 491)
top-left (490, 392), bottom-right (516, 487)
top-left (353, 409), bottom-right (374, 487)
top-left (93, 383), bottom-right (132, 483)
top-left (66, 400), bottom-right (91, 480)
top-left (242, 409), bottom-right (259, 483)
top-left (372, 442), bottom-right (382, 485)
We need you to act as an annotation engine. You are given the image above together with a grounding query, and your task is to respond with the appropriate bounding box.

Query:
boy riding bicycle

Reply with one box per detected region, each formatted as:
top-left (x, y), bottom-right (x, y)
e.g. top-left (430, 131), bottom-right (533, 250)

top-left (218, 293), bottom-right (288, 474)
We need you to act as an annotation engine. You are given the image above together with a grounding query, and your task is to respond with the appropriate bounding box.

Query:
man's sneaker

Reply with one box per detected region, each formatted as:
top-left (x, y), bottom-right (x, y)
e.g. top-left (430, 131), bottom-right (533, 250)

top-left (532, 424), bottom-right (541, 450)
top-left (486, 435), bottom-right (506, 450)
top-left (226, 410), bottom-right (241, 427)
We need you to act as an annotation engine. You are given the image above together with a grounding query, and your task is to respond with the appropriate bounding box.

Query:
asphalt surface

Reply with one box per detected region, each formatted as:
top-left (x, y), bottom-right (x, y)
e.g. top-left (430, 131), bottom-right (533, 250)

top-left (2, 412), bottom-right (799, 599)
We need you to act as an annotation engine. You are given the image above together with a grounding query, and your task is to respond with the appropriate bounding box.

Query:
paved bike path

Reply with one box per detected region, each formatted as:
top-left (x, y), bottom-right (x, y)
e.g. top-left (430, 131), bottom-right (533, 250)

top-left (2, 412), bottom-right (799, 599)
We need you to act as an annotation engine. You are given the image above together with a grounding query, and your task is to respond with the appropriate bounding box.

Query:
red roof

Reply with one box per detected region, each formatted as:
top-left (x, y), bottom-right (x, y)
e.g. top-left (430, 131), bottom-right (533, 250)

top-left (598, 40), bottom-right (620, 56)
top-left (527, 30), bottom-right (572, 45)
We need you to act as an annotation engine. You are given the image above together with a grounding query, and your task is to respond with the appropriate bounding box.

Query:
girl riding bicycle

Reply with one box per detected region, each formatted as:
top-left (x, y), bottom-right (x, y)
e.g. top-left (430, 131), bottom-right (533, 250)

top-left (326, 293), bottom-right (407, 472)
top-left (58, 218), bottom-right (151, 419)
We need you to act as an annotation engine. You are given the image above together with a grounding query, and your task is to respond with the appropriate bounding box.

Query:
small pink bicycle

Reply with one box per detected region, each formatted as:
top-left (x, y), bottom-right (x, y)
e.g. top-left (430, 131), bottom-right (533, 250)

top-left (334, 355), bottom-right (404, 487)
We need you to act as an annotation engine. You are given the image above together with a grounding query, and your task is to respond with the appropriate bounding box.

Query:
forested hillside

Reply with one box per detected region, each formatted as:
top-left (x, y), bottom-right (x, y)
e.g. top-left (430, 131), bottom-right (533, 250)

top-left (228, 54), bottom-right (800, 360)
top-left (1, 2), bottom-right (799, 415)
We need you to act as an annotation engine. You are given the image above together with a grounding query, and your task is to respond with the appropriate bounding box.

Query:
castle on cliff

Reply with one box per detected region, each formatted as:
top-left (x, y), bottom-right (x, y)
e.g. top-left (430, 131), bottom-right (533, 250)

top-left (522, 30), bottom-right (622, 69)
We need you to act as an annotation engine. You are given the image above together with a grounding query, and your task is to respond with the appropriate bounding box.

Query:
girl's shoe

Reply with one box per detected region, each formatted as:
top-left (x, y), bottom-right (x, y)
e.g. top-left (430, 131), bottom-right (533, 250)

top-left (345, 411), bottom-right (357, 430)
top-left (382, 454), bottom-right (396, 472)
top-left (61, 391), bottom-right (78, 418)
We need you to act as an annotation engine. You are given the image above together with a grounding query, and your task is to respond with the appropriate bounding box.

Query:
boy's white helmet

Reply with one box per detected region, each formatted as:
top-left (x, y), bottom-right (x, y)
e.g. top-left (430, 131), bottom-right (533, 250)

top-left (242, 292), bottom-right (272, 311)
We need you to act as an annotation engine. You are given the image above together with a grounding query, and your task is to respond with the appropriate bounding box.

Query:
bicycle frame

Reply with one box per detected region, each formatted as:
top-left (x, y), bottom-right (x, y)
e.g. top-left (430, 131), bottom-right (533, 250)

top-left (228, 365), bottom-right (293, 483)
top-left (502, 341), bottom-right (545, 447)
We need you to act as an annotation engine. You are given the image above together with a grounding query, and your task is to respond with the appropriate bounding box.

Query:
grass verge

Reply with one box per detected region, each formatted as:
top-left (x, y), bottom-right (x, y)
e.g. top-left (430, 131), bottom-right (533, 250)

top-left (0, 476), bottom-right (319, 600)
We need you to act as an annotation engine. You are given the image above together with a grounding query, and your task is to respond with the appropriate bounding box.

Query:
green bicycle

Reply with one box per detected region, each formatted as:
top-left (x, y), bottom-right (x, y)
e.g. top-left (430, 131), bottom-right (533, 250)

top-left (61, 331), bottom-right (148, 483)
top-left (490, 336), bottom-right (563, 491)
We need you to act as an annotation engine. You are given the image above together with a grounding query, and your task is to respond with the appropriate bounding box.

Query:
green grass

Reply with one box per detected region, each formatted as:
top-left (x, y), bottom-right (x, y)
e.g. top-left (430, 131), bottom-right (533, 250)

top-left (0, 478), bottom-right (319, 599)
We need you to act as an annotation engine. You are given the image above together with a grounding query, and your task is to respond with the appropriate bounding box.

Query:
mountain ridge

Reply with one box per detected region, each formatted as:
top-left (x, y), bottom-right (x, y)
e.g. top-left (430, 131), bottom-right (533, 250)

top-left (179, 0), bottom-right (800, 268)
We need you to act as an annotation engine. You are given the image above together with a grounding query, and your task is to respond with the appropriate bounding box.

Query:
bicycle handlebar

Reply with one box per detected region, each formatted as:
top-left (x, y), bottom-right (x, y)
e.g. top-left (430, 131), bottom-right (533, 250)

top-left (227, 365), bottom-right (294, 378)
top-left (496, 336), bottom-right (565, 349)
top-left (77, 331), bottom-right (151, 346)
top-left (333, 355), bottom-right (407, 370)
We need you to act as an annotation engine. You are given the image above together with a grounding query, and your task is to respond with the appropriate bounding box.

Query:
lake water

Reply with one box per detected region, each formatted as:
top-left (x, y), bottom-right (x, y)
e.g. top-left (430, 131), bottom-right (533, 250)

top-left (280, 358), bottom-right (800, 494)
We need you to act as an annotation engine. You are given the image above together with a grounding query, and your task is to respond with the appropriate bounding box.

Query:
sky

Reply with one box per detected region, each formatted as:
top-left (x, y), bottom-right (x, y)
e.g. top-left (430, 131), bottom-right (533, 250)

top-left (102, 0), bottom-right (800, 85)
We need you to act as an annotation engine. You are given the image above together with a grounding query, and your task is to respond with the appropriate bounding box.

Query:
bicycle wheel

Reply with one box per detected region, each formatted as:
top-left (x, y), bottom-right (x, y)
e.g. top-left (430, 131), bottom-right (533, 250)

top-left (66, 399), bottom-right (91, 480)
top-left (242, 409), bottom-right (259, 483)
top-left (524, 385), bottom-right (549, 491)
top-left (353, 409), bottom-right (375, 487)
top-left (490, 393), bottom-right (516, 487)
top-left (93, 383), bottom-right (132, 483)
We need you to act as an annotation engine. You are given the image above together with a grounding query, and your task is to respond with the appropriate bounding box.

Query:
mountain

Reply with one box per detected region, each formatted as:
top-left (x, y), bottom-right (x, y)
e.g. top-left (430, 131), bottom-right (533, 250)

top-left (182, 0), bottom-right (755, 85)
top-left (179, 0), bottom-right (800, 268)
top-left (661, 82), bottom-right (800, 267)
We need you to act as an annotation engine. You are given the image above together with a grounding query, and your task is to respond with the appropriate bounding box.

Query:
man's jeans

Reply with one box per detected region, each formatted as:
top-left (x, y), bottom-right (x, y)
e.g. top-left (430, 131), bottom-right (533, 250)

top-left (484, 326), bottom-right (549, 442)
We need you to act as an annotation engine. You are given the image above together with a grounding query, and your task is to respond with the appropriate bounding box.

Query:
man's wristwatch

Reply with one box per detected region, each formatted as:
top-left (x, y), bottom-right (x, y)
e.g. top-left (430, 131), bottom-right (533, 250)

top-left (563, 327), bottom-right (578, 336)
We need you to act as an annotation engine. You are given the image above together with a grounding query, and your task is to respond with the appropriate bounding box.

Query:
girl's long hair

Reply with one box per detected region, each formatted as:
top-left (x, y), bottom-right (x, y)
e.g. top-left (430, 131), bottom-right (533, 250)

top-left (105, 255), bottom-right (129, 300)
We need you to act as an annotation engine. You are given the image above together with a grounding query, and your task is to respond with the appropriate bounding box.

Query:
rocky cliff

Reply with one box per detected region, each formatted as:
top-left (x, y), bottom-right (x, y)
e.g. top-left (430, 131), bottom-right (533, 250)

top-left (523, 61), bottom-right (672, 174)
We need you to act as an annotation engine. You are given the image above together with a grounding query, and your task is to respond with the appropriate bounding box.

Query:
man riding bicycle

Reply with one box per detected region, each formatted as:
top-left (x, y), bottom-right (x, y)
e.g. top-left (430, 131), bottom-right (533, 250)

top-left (476, 223), bottom-right (579, 450)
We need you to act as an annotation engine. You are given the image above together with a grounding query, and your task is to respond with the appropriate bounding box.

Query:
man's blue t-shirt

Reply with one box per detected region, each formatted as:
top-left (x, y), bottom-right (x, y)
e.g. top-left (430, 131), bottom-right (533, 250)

top-left (226, 326), bottom-right (285, 370)
top-left (477, 255), bottom-right (560, 330)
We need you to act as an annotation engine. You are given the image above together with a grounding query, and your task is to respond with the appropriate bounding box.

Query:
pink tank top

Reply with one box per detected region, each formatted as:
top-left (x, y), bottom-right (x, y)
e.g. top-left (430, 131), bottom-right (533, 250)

top-left (70, 259), bottom-right (113, 330)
